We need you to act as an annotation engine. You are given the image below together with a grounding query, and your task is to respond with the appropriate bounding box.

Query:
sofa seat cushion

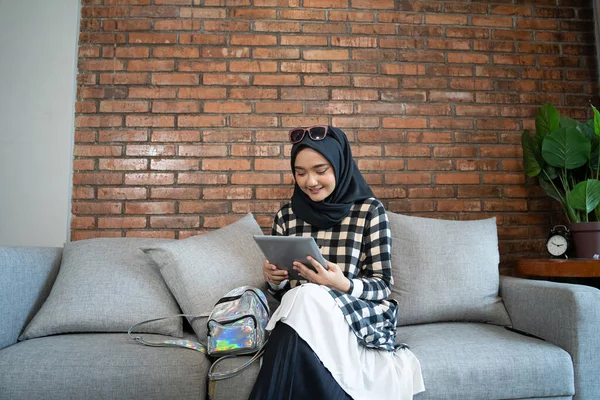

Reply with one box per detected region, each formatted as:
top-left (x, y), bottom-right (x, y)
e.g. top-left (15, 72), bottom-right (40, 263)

top-left (397, 322), bottom-right (574, 400)
top-left (0, 333), bottom-right (210, 400)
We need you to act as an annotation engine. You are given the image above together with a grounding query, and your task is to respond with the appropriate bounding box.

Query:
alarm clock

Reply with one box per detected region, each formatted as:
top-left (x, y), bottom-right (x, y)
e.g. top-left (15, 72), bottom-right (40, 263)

top-left (546, 225), bottom-right (571, 258)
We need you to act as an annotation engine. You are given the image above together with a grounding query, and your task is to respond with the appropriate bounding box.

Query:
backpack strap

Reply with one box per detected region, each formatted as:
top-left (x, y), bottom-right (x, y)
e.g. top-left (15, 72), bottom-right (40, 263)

top-left (208, 339), bottom-right (268, 381)
top-left (127, 313), bottom-right (210, 353)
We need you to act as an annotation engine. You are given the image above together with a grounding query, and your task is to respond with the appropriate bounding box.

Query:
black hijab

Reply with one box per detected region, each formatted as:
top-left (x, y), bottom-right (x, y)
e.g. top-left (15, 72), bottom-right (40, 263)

top-left (290, 126), bottom-right (374, 229)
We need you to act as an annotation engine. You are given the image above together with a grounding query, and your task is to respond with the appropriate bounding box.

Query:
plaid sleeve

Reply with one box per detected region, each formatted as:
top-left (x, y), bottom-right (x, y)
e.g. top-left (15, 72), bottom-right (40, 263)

top-left (353, 201), bottom-right (393, 301)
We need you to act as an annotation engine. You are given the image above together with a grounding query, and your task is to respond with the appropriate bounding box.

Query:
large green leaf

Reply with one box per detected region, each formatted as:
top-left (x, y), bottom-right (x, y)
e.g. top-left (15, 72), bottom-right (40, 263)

top-left (592, 105), bottom-right (600, 138)
top-left (567, 179), bottom-right (600, 214)
top-left (521, 130), bottom-right (543, 177)
top-left (542, 127), bottom-right (590, 170)
top-left (559, 115), bottom-right (578, 128)
top-left (535, 102), bottom-right (560, 137)
top-left (539, 174), bottom-right (563, 203)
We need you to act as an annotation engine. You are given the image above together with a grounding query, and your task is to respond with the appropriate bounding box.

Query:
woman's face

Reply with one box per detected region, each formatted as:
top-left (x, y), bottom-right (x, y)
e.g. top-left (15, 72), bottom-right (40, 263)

top-left (293, 147), bottom-right (336, 202)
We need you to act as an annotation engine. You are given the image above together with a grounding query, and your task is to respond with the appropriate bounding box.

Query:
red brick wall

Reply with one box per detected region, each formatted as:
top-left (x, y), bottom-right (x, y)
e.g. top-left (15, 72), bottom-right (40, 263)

top-left (73, 0), bottom-right (598, 273)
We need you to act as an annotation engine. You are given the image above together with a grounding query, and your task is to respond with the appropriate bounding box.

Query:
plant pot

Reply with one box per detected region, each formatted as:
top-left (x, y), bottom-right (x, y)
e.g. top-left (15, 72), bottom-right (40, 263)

top-left (569, 222), bottom-right (600, 259)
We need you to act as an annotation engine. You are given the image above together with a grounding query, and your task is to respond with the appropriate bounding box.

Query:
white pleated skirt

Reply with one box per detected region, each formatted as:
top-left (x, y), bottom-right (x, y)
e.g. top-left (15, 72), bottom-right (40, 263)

top-left (266, 284), bottom-right (425, 400)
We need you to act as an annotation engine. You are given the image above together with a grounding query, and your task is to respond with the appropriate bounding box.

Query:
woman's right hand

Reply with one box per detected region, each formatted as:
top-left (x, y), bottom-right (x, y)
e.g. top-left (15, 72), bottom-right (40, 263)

top-left (263, 259), bottom-right (288, 285)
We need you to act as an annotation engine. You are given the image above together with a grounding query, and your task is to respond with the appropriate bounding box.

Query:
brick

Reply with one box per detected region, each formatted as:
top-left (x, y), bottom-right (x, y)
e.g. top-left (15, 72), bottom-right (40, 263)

top-left (178, 145), bottom-right (228, 157)
top-left (231, 144), bottom-right (281, 157)
top-left (152, 101), bottom-right (200, 113)
top-left (203, 47), bottom-right (251, 58)
top-left (230, 116), bottom-right (277, 128)
top-left (99, 217), bottom-right (147, 229)
top-left (230, 61), bottom-right (278, 72)
top-left (203, 187), bottom-right (253, 200)
top-left (354, 76), bottom-right (398, 88)
top-left (382, 118), bottom-right (427, 129)
top-left (408, 187), bottom-right (455, 198)
top-left (407, 131), bottom-right (452, 143)
top-left (180, 34), bottom-right (227, 45)
top-left (71, 216), bottom-right (95, 230)
top-left (437, 200), bottom-right (482, 212)
top-left (304, 75), bottom-right (350, 87)
top-left (128, 60), bottom-right (174, 72)
top-left (76, 101), bottom-right (97, 113)
top-left (99, 101), bottom-right (149, 113)
top-left (179, 61), bottom-right (227, 72)
top-left (331, 89), bottom-right (378, 101)
top-left (205, 21), bottom-right (252, 31)
top-left (256, 187), bottom-right (293, 199)
top-left (152, 73), bottom-right (199, 86)
top-left (73, 173), bottom-right (123, 185)
top-left (98, 188), bottom-right (147, 200)
top-left (178, 116), bottom-right (226, 127)
top-left (455, 160), bottom-right (499, 171)
top-left (306, 102), bottom-right (352, 114)
top-left (386, 200), bottom-right (435, 213)
top-left (154, 20), bottom-right (201, 31)
top-left (129, 88), bottom-right (177, 99)
top-left (99, 158), bottom-right (148, 170)
top-left (153, 47), bottom-right (200, 58)
top-left (429, 119), bottom-right (474, 129)
top-left (71, 231), bottom-right (122, 240)
top-left (98, 129), bottom-right (148, 142)
top-left (126, 116), bottom-right (174, 128)
top-left (202, 159), bottom-right (251, 171)
top-left (72, 202), bottom-right (122, 215)
top-left (79, 60), bottom-right (124, 71)
top-left (76, 116), bottom-right (122, 128)
top-left (280, 62), bottom-right (327, 74)
top-left (150, 216), bottom-right (200, 229)
top-left (177, 173), bottom-right (228, 185)
top-left (178, 88), bottom-right (227, 99)
top-left (125, 202), bottom-right (175, 214)
top-left (232, 173), bottom-right (281, 185)
top-left (115, 47), bottom-right (150, 58)
top-left (203, 130), bottom-right (252, 143)
top-left (124, 173), bottom-right (175, 185)
top-left (179, 201), bottom-right (229, 214)
top-left (151, 159), bottom-right (199, 171)
top-left (152, 130), bottom-right (200, 142)
top-left (99, 73), bottom-right (148, 85)
top-left (407, 160), bottom-right (452, 171)
top-left (230, 88), bottom-right (278, 99)
top-left (203, 102), bottom-right (252, 114)
top-left (125, 231), bottom-right (175, 239)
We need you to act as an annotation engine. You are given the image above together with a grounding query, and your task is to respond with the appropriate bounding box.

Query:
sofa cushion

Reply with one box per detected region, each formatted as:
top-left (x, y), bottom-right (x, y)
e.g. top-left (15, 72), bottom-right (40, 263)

top-left (142, 213), bottom-right (266, 340)
top-left (0, 246), bottom-right (62, 350)
top-left (396, 322), bottom-right (574, 400)
top-left (0, 332), bottom-right (209, 400)
top-left (388, 213), bottom-right (511, 326)
top-left (20, 238), bottom-right (182, 340)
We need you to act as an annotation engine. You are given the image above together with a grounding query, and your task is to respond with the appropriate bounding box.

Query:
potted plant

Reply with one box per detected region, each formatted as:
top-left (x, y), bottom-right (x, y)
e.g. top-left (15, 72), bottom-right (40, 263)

top-left (521, 102), bottom-right (600, 258)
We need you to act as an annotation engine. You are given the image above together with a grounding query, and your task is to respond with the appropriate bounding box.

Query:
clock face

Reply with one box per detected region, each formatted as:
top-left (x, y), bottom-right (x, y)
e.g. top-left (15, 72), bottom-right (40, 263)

top-left (547, 234), bottom-right (568, 256)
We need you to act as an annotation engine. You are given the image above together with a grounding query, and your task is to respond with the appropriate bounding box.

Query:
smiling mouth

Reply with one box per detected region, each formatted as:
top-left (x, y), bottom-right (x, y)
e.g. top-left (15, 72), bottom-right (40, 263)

top-left (308, 187), bottom-right (322, 194)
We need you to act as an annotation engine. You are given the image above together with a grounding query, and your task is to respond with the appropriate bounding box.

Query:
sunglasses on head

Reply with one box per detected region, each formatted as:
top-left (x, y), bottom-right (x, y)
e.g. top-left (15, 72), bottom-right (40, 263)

top-left (289, 126), bottom-right (329, 144)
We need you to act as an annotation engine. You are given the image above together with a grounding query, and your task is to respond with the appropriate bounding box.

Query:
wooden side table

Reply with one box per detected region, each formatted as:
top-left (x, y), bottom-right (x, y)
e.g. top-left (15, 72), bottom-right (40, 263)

top-left (516, 258), bottom-right (600, 289)
top-left (516, 258), bottom-right (600, 278)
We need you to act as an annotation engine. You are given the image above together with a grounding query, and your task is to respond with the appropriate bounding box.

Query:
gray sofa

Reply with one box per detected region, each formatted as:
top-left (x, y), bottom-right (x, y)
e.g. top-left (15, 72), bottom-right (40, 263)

top-left (1, 213), bottom-right (600, 400)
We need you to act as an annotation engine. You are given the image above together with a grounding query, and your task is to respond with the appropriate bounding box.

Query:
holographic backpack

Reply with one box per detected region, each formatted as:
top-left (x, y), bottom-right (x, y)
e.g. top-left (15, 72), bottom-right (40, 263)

top-left (128, 286), bottom-right (270, 380)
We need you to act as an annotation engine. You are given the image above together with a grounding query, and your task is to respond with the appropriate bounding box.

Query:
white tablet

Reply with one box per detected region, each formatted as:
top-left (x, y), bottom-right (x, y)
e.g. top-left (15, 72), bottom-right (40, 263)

top-left (253, 235), bottom-right (328, 281)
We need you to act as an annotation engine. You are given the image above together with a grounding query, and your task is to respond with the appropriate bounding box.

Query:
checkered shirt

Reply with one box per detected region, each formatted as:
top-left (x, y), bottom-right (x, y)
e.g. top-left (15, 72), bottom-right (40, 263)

top-left (269, 197), bottom-right (398, 351)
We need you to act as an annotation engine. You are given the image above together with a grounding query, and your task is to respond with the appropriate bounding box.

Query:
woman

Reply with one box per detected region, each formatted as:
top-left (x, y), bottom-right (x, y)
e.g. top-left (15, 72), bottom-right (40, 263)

top-left (249, 126), bottom-right (424, 400)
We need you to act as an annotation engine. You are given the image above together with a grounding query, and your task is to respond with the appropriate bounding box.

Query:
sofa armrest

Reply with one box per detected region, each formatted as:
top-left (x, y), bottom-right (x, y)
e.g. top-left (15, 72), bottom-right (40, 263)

top-left (0, 246), bottom-right (62, 350)
top-left (500, 275), bottom-right (600, 400)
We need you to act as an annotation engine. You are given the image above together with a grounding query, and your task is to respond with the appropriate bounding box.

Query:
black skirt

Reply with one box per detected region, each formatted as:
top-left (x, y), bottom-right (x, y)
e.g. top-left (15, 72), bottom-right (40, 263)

top-left (249, 322), bottom-right (353, 400)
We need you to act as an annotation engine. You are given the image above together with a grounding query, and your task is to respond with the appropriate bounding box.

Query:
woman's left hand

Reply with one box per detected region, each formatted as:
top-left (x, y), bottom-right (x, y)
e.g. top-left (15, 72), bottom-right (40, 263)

top-left (293, 256), bottom-right (351, 294)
